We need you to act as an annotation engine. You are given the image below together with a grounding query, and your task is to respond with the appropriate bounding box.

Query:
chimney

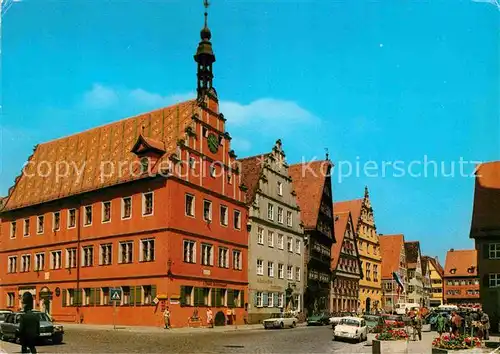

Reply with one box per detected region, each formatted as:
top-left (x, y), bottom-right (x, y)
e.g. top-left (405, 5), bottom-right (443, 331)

top-left (450, 248), bottom-right (454, 252)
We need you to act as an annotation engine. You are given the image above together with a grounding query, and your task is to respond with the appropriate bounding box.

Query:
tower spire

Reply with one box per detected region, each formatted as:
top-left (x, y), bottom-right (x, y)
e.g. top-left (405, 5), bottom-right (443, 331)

top-left (194, 0), bottom-right (217, 102)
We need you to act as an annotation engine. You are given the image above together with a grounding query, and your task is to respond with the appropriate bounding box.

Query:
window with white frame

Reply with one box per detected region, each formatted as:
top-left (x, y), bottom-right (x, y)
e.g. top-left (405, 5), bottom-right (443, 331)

top-left (278, 263), bottom-right (284, 279)
top-left (201, 243), bottom-right (213, 266)
top-left (82, 246), bottom-right (94, 267)
top-left (50, 251), bottom-right (62, 270)
top-left (140, 239), bottom-right (155, 262)
top-left (66, 248), bottom-right (77, 268)
top-left (23, 218), bottom-right (30, 236)
top-left (203, 200), bottom-right (212, 222)
top-left (100, 244), bottom-right (112, 265)
top-left (268, 261), bottom-right (274, 277)
top-left (267, 230), bottom-right (274, 247)
top-left (268, 292), bottom-right (274, 307)
top-left (257, 227), bottom-right (264, 245)
top-left (256, 292), bottom-right (263, 307)
top-left (489, 243), bottom-right (500, 259)
top-left (286, 211), bottom-right (293, 227)
top-left (21, 254), bottom-right (31, 272)
top-left (143, 285), bottom-right (153, 305)
top-left (53, 212), bottom-right (60, 231)
top-left (295, 239), bottom-right (301, 254)
top-left (489, 273), bottom-right (500, 288)
top-left (234, 210), bottom-right (241, 229)
top-left (143, 192), bottom-right (153, 216)
top-left (183, 240), bottom-right (196, 263)
top-left (10, 221), bottom-right (16, 239)
top-left (8, 256), bottom-right (17, 273)
top-left (278, 293), bottom-right (284, 308)
top-left (256, 259), bottom-right (264, 275)
top-left (277, 207), bottom-right (284, 224)
top-left (296, 267), bottom-right (301, 281)
top-left (233, 250), bottom-right (242, 270)
top-left (84, 205), bottom-right (92, 226)
top-left (122, 197), bottom-right (132, 219)
top-left (287, 237), bottom-right (293, 252)
top-left (68, 209), bottom-right (76, 228)
top-left (267, 203), bottom-right (274, 220)
top-left (277, 181), bottom-right (283, 196)
top-left (37, 215), bottom-right (44, 234)
top-left (293, 294), bottom-right (300, 311)
top-left (118, 241), bottom-right (133, 264)
top-left (287, 265), bottom-right (293, 280)
top-left (185, 194), bottom-right (195, 217)
top-left (34, 253), bottom-right (45, 271)
top-left (220, 205), bottom-right (228, 226)
top-left (7, 292), bottom-right (15, 308)
top-left (102, 201), bottom-right (111, 223)
top-left (277, 234), bottom-right (284, 249)
top-left (218, 247), bottom-right (229, 268)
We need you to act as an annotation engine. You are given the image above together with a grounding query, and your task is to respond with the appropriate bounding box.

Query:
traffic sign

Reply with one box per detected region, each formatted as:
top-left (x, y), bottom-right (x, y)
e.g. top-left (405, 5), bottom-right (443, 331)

top-left (110, 288), bottom-right (122, 302)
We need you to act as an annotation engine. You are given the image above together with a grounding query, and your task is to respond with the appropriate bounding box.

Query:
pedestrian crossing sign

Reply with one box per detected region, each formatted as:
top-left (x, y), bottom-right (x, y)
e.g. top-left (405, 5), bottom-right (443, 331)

top-left (110, 288), bottom-right (122, 302)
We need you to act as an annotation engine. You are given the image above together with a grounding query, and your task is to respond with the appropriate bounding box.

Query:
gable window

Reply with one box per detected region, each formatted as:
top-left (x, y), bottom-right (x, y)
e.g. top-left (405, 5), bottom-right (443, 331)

top-left (267, 203), bottom-right (274, 221)
top-left (8, 256), bottom-right (17, 273)
top-left (256, 259), bottom-right (264, 275)
top-left (84, 206), bottom-right (92, 226)
top-left (185, 194), bottom-right (195, 217)
top-left (220, 205), bottom-right (228, 226)
top-left (34, 253), bottom-right (45, 271)
top-left (81, 246), bottom-right (94, 267)
top-left (234, 210), bottom-right (241, 230)
top-left (99, 244), bottom-right (112, 265)
top-left (201, 244), bottom-right (213, 266)
top-left (267, 231), bottom-right (274, 247)
top-left (10, 221), bottom-right (16, 239)
top-left (140, 238), bottom-right (155, 262)
top-left (50, 251), bottom-right (62, 270)
top-left (102, 201), bottom-right (111, 223)
top-left (257, 227), bottom-right (264, 245)
top-left (53, 212), bottom-right (60, 231)
top-left (203, 200), bottom-right (212, 222)
top-left (489, 243), bottom-right (500, 260)
top-left (23, 218), bottom-right (30, 237)
top-left (277, 181), bottom-right (283, 196)
top-left (66, 248), bottom-right (77, 268)
top-left (21, 254), bottom-right (31, 272)
top-left (119, 241), bottom-right (133, 264)
top-left (122, 197), bottom-right (132, 219)
top-left (286, 211), bottom-right (293, 227)
top-left (68, 209), bottom-right (76, 228)
top-left (277, 207), bottom-right (284, 224)
top-left (233, 250), bottom-right (242, 270)
top-left (278, 264), bottom-right (284, 279)
top-left (218, 247), bottom-right (229, 268)
top-left (142, 192), bottom-right (153, 216)
top-left (37, 216), bottom-right (44, 234)
top-left (268, 261), bottom-right (274, 277)
top-left (140, 157), bottom-right (149, 173)
top-left (183, 240), bottom-right (196, 263)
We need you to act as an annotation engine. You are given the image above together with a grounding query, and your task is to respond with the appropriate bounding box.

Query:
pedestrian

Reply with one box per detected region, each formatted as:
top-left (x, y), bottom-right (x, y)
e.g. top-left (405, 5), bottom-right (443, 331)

top-left (451, 311), bottom-right (462, 336)
top-left (243, 305), bottom-right (248, 325)
top-left (206, 308), bottom-right (213, 328)
top-left (480, 310), bottom-right (490, 340)
top-left (163, 306), bottom-right (171, 329)
top-left (437, 313), bottom-right (446, 337)
top-left (19, 292), bottom-right (40, 354)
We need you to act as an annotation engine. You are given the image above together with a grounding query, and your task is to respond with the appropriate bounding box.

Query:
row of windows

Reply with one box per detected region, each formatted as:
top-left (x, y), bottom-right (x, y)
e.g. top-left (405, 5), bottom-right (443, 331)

top-left (7, 239), bottom-right (156, 273)
top-left (446, 289), bottom-right (480, 295)
top-left (256, 260), bottom-right (301, 281)
top-left (254, 292), bottom-right (300, 309)
top-left (64, 286), bottom-right (156, 307)
top-left (183, 240), bottom-right (243, 270)
top-left (266, 203), bottom-right (293, 227)
top-left (9, 193), bottom-right (153, 238)
top-left (308, 270), bottom-right (330, 283)
top-left (361, 261), bottom-right (379, 282)
top-left (184, 194), bottom-right (241, 229)
top-left (180, 286), bottom-right (244, 308)
top-left (256, 228), bottom-right (301, 254)
top-left (446, 279), bottom-right (480, 286)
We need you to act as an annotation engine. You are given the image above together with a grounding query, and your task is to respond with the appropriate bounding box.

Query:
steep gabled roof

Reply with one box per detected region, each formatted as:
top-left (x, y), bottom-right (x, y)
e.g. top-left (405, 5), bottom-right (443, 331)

top-left (3, 100), bottom-right (198, 211)
top-left (404, 241), bottom-right (421, 267)
top-left (288, 160), bottom-right (332, 229)
top-left (422, 256), bottom-right (444, 278)
top-left (444, 249), bottom-right (478, 277)
top-left (379, 234), bottom-right (405, 280)
top-left (334, 199), bottom-right (363, 228)
top-left (238, 153), bottom-right (270, 204)
top-left (331, 211), bottom-right (350, 270)
top-left (470, 161), bottom-right (500, 237)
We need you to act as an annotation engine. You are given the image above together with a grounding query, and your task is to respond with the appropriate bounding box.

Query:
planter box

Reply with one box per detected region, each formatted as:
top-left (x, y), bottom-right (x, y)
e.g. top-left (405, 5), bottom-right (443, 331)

top-left (432, 348), bottom-right (484, 354)
top-left (366, 333), bottom-right (377, 346)
top-left (372, 339), bottom-right (408, 354)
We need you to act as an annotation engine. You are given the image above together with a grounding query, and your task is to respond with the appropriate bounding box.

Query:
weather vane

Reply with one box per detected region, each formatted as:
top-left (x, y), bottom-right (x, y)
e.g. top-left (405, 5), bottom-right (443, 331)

top-left (325, 148), bottom-right (329, 160)
top-left (203, 0), bottom-right (210, 27)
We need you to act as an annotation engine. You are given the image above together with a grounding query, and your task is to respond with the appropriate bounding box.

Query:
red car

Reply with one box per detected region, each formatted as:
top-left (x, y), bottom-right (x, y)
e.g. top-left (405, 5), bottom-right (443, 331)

top-left (382, 314), bottom-right (405, 327)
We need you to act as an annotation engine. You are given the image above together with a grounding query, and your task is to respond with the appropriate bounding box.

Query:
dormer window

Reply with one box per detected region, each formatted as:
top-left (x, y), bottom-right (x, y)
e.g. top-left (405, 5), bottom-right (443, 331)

top-left (467, 266), bottom-right (475, 274)
top-left (450, 268), bottom-right (456, 275)
top-left (141, 157), bottom-right (149, 173)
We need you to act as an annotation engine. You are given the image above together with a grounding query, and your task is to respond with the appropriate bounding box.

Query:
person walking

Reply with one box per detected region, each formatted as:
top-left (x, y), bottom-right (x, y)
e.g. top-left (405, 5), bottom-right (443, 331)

top-left (480, 310), bottom-right (490, 340)
top-left (163, 306), bottom-right (171, 329)
top-left (451, 311), bottom-right (462, 336)
top-left (437, 313), bottom-right (446, 337)
top-left (206, 308), bottom-right (213, 328)
top-left (19, 292), bottom-right (40, 354)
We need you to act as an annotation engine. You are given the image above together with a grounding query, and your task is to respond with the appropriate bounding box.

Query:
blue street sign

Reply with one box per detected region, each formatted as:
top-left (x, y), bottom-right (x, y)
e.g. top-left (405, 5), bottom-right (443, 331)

top-left (110, 288), bottom-right (122, 302)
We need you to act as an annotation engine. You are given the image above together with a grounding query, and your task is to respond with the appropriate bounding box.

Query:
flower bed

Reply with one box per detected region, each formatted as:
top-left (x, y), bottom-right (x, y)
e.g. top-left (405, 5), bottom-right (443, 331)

top-left (432, 334), bottom-right (481, 350)
top-left (375, 327), bottom-right (409, 341)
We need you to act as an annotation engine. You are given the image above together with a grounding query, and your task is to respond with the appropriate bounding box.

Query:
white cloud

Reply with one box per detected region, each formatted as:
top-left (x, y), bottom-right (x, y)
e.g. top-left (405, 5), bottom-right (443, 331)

top-left (82, 84), bottom-right (119, 109)
top-left (231, 138), bottom-right (252, 152)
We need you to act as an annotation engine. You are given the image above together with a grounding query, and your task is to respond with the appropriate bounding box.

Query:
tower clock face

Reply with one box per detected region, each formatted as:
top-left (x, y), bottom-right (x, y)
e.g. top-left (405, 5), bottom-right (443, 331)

top-left (207, 133), bottom-right (219, 153)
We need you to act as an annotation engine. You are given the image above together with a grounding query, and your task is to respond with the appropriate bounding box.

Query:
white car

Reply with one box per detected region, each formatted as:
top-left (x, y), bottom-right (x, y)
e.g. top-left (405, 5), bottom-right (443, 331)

top-left (329, 312), bottom-right (354, 328)
top-left (263, 313), bottom-right (298, 329)
top-left (333, 317), bottom-right (368, 342)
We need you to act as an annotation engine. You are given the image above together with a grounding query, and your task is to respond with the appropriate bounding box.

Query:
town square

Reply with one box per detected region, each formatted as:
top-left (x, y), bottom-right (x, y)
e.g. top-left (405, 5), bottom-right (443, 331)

top-left (0, 0), bottom-right (499, 353)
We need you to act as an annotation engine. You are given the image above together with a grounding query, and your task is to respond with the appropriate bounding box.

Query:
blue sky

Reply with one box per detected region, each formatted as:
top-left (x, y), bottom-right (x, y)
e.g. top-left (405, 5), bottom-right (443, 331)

top-left (1, 0), bottom-right (499, 262)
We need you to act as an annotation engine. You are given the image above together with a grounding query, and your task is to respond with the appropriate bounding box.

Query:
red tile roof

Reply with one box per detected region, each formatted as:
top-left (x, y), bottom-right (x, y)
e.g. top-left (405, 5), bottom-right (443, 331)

top-left (422, 256), bottom-right (444, 278)
top-left (470, 161), bottom-right (500, 237)
top-left (238, 154), bottom-right (270, 204)
top-left (331, 211), bottom-right (351, 269)
top-left (379, 234), bottom-right (405, 280)
top-left (288, 160), bottom-right (332, 230)
top-left (3, 100), bottom-right (197, 211)
top-left (444, 249), bottom-right (478, 277)
top-left (334, 199), bottom-right (363, 228)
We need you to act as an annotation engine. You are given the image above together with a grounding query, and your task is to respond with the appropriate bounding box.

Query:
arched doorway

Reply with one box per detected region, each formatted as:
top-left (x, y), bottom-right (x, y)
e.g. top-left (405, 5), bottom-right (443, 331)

top-left (366, 297), bottom-right (371, 314)
top-left (39, 287), bottom-right (52, 315)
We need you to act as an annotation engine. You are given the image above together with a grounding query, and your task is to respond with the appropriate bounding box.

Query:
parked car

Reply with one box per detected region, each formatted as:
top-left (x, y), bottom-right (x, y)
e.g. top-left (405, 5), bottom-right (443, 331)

top-left (333, 317), bottom-right (368, 343)
top-left (382, 314), bottom-right (405, 327)
top-left (262, 313), bottom-right (298, 329)
top-left (307, 312), bottom-right (330, 326)
top-left (362, 314), bottom-right (384, 331)
top-left (0, 310), bottom-right (13, 337)
top-left (1, 311), bottom-right (64, 344)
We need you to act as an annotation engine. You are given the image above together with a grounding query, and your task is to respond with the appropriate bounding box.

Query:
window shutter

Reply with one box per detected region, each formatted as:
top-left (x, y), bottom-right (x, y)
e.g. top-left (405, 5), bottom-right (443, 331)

top-left (215, 288), bottom-right (221, 307)
top-left (240, 290), bottom-right (244, 308)
top-left (483, 274), bottom-right (490, 287)
top-left (263, 292), bottom-right (268, 307)
top-left (75, 289), bottom-right (81, 306)
top-left (227, 289), bottom-right (234, 308)
top-left (180, 286), bottom-right (186, 306)
top-left (62, 289), bottom-right (67, 307)
top-left (211, 288), bottom-right (216, 307)
top-left (81, 249), bottom-right (85, 267)
top-left (273, 293), bottom-right (279, 307)
top-left (135, 286), bottom-right (142, 305)
top-left (96, 288), bottom-right (101, 306)
top-left (139, 241), bottom-right (144, 262)
top-left (99, 247), bottom-right (103, 265)
top-left (130, 287), bottom-right (135, 306)
top-left (65, 251), bottom-right (69, 269)
top-left (89, 289), bottom-right (95, 306)
top-left (118, 245), bottom-right (123, 264)
top-left (253, 291), bottom-right (258, 306)
top-left (151, 285), bottom-right (157, 301)
top-left (483, 244), bottom-right (489, 259)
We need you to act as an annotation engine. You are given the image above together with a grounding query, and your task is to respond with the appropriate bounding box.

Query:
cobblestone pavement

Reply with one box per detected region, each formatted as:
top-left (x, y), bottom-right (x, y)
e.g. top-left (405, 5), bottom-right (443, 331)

top-left (0, 325), bottom-right (373, 353)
